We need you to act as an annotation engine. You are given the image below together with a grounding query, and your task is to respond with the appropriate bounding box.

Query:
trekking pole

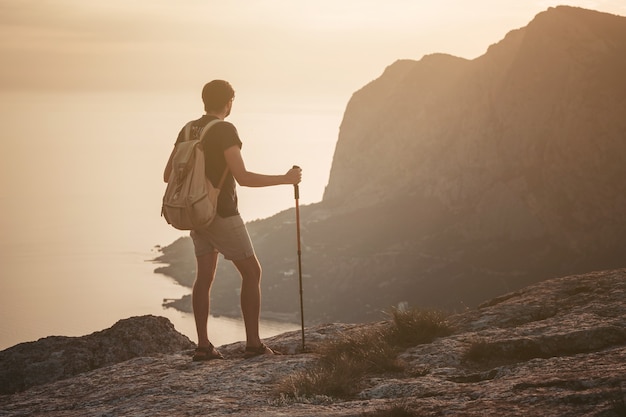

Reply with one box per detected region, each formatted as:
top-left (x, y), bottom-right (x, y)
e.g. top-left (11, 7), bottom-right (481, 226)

top-left (292, 165), bottom-right (305, 351)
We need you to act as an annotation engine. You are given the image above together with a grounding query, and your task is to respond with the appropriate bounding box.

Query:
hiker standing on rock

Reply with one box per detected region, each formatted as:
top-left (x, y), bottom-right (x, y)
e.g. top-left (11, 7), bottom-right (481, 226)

top-left (163, 80), bottom-right (302, 361)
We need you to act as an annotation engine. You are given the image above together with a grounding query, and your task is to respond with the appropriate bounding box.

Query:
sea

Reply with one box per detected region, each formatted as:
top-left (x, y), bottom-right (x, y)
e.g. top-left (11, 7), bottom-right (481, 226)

top-left (0, 90), bottom-right (345, 350)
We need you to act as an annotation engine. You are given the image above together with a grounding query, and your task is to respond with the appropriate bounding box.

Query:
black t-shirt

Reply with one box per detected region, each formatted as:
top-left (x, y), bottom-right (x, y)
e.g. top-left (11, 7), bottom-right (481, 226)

top-left (175, 115), bottom-right (242, 217)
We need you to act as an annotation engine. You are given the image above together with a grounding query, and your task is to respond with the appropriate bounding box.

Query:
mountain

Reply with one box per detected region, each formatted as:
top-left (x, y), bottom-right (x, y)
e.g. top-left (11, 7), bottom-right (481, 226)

top-left (155, 6), bottom-right (626, 323)
top-left (3, 268), bottom-right (626, 416)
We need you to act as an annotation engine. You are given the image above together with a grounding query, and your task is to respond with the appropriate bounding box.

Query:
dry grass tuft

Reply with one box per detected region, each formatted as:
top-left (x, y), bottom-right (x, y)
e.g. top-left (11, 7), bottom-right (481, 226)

top-left (276, 307), bottom-right (452, 400)
top-left (387, 307), bottom-right (452, 347)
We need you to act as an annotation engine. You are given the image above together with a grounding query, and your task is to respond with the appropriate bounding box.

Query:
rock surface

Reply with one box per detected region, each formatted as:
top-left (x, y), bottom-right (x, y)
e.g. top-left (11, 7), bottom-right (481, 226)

top-left (2, 269), bottom-right (625, 416)
top-left (0, 315), bottom-right (194, 395)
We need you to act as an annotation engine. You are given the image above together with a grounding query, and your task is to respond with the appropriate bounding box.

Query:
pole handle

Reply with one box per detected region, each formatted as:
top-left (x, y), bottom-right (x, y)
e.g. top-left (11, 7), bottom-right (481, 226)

top-left (292, 165), bottom-right (300, 199)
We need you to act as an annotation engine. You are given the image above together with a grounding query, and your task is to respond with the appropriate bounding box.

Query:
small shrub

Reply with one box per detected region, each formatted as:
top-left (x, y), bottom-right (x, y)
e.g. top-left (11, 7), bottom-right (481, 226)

top-left (386, 307), bottom-right (452, 347)
top-left (276, 327), bottom-right (403, 399)
top-left (276, 307), bottom-right (451, 400)
top-left (319, 327), bottom-right (404, 375)
top-left (278, 363), bottom-right (362, 399)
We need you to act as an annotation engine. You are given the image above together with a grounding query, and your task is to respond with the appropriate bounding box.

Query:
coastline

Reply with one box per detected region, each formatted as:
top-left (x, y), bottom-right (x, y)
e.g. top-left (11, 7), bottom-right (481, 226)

top-left (153, 238), bottom-right (300, 324)
top-left (152, 237), bottom-right (196, 288)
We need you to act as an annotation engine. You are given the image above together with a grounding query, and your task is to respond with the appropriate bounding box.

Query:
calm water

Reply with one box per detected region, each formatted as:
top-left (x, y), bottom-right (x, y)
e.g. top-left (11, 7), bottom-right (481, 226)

top-left (0, 90), bottom-right (344, 350)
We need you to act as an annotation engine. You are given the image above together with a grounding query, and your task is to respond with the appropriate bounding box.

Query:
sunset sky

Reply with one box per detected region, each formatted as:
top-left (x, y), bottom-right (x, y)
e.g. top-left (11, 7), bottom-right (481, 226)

top-left (2, 0), bottom-right (625, 101)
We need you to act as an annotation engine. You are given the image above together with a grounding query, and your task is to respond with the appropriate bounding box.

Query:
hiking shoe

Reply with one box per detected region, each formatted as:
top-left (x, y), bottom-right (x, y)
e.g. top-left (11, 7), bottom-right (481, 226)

top-left (192, 344), bottom-right (224, 361)
top-left (243, 343), bottom-right (281, 358)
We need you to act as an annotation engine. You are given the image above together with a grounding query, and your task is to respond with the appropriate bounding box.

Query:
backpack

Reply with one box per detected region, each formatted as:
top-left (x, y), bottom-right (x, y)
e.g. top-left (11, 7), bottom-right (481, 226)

top-left (162, 119), bottom-right (228, 231)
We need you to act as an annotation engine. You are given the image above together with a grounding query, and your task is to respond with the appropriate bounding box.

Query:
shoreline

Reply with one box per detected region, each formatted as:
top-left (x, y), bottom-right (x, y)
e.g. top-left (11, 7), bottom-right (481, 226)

top-left (162, 294), bottom-right (300, 324)
top-left (153, 238), bottom-right (300, 325)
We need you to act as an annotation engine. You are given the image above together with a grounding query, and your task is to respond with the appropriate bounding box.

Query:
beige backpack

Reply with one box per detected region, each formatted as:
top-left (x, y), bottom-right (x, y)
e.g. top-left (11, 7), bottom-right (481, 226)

top-left (162, 119), bottom-right (228, 230)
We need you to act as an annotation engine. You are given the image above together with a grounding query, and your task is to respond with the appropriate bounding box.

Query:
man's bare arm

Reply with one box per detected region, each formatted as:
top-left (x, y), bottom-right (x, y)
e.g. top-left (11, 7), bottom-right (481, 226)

top-left (224, 146), bottom-right (301, 187)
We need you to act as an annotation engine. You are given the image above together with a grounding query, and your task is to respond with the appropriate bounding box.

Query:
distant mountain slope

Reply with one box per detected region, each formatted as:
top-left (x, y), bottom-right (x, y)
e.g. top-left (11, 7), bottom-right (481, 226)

top-left (325, 5), bottom-right (626, 251)
top-left (156, 6), bottom-right (626, 323)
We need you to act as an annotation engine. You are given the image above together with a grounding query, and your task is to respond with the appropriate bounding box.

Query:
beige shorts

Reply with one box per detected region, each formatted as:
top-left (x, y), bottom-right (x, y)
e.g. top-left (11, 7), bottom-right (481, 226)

top-left (190, 215), bottom-right (255, 261)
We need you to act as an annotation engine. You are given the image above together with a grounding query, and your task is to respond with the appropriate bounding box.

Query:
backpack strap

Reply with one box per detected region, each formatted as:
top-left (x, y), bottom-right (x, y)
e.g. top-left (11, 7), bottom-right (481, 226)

top-left (183, 121), bottom-right (193, 142)
top-left (198, 119), bottom-right (230, 190)
top-left (198, 118), bottom-right (226, 139)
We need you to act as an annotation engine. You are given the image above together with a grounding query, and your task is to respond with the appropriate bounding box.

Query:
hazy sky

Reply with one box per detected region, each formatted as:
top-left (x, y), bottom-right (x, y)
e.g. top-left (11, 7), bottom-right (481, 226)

top-left (2, 0), bottom-right (626, 101)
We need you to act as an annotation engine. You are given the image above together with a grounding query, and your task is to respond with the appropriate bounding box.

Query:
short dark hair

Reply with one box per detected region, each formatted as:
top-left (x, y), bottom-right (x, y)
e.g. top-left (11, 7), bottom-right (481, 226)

top-left (202, 80), bottom-right (235, 112)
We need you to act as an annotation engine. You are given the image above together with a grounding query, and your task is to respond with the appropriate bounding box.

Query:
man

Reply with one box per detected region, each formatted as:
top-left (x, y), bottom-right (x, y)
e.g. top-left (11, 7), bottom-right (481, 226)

top-left (163, 80), bottom-right (302, 361)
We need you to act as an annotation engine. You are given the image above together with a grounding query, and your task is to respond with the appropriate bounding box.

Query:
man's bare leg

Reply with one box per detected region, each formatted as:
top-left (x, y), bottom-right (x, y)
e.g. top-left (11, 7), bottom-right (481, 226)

top-left (192, 251), bottom-right (219, 348)
top-left (233, 255), bottom-right (263, 348)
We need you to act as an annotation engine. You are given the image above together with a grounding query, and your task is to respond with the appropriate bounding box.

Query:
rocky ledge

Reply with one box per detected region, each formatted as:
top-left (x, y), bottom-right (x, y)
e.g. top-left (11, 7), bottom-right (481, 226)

top-left (1, 269), bottom-right (625, 416)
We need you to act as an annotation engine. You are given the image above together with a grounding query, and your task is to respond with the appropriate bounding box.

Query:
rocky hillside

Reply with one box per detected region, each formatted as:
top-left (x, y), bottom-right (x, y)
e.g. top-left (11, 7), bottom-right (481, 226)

top-left (2, 268), bottom-right (625, 416)
top-left (155, 6), bottom-right (626, 323)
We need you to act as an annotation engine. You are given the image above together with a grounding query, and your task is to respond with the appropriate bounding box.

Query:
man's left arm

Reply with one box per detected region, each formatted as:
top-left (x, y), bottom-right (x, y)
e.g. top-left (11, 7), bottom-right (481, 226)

top-left (224, 146), bottom-right (301, 187)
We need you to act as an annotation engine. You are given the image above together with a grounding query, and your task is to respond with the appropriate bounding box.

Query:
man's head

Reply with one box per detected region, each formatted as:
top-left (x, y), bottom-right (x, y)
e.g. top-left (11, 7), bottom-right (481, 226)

top-left (202, 80), bottom-right (235, 115)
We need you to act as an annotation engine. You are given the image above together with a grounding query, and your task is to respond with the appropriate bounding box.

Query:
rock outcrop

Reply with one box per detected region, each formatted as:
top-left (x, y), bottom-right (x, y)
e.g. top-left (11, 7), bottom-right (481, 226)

top-left (1, 268), bottom-right (625, 416)
top-left (0, 315), bottom-right (194, 395)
